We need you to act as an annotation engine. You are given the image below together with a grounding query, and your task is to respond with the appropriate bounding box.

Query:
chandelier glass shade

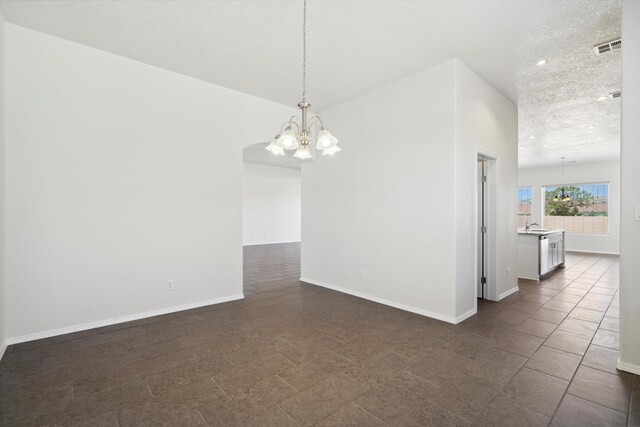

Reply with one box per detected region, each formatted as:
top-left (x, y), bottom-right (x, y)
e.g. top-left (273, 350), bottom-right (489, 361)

top-left (265, 0), bottom-right (340, 160)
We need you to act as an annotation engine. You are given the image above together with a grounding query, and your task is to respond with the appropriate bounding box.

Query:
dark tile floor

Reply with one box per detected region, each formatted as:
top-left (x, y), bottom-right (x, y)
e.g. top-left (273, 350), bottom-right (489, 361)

top-left (0, 243), bottom-right (637, 426)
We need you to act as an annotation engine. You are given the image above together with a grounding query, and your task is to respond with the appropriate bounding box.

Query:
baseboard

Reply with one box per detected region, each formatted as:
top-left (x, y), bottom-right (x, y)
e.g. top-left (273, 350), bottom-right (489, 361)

top-left (0, 340), bottom-right (7, 362)
top-left (243, 240), bottom-right (301, 247)
top-left (455, 307), bottom-right (478, 324)
top-left (6, 294), bottom-right (245, 345)
top-left (566, 250), bottom-right (620, 255)
top-left (617, 359), bottom-right (640, 376)
top-left (498, 286), bottom-right (520, 300)
top-left (300, 277), bottom-right (475, 324)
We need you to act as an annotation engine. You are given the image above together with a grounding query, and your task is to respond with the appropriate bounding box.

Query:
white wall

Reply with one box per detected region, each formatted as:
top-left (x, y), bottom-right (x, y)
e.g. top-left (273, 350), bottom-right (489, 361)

top-left (456, 61), bottom-right (519, 304)
top-left (302, 60), bottom-right (458, 322)
top-left (518, 160), bottom-right (620, 254)
top-left (242, 163), bottom-right (301, 245)
top-left (618, 0), bottom-right (640, 375)
top-left (4, 24), bottom-right (296, 342)
top-left (0, 9), bottom-right (6, 358)
top-left (301, 59), bottom-right (517, 323)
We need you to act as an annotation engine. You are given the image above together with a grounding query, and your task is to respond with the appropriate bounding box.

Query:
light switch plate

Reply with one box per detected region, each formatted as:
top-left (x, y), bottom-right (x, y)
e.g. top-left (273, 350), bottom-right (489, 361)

top-left (636, 205), bottom-right (640, 221)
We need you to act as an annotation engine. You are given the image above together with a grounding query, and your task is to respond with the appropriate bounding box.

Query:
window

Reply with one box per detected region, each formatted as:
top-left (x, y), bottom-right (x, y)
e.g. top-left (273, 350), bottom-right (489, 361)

top-left (543, 183), bottom-right (609, 234)
top-left (517, 186), bottom-right (532, 229)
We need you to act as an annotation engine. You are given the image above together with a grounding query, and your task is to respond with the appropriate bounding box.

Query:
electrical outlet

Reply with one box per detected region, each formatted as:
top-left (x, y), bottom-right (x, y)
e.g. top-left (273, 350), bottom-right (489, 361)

top-left (167, 280), bottom-right (175, 290)
top-left (359, 269), bottom-right (365, 279)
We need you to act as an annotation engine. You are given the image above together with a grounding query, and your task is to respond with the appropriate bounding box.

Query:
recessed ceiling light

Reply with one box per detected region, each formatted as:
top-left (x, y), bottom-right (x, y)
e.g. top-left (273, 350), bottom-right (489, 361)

top-left (587, 125), bottom-right (595, 129)
top-left (597, 96), bottom-right (608, 101)
top-left (537, 59), bottom-right (547, 66)
top-left (529, 135), bottom-right (535, 139)
top-left (543, 144), bottom-right (548, 147)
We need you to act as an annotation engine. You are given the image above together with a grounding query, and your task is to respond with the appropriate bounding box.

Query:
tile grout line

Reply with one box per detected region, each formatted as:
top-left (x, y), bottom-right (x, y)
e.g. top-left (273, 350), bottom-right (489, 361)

top-left (276, 351), bottom-right (299, 367)
top-left (276, 404), bottom-right (301, 427)
top-left (548, 258), bottom-right (621, 421)
top-left (627, 375), bottom-right (638, 426)
top-left (223, 355), bottom-right (236, 368)
top-left (210, 376), bottom-right (226, 396)
top-left (487, 254), bottom-right (617, 422)
top-left (276, 374), bottom-right (301, 393)
top-left (2, 248), bottom-right (630, 425)
top-left (194, 408), bottom-right (211, 427)
top-left (146, 383), bottom-right (154, 398)
top-left (352, 401), bottom-right (390, 426)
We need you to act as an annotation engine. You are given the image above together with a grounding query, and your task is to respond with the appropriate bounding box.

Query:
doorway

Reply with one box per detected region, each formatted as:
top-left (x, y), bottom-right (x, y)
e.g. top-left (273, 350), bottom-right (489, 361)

top-left (477, 154), bottom-right (496, 300)
top-left (242, 142), bottom-right (302, 294)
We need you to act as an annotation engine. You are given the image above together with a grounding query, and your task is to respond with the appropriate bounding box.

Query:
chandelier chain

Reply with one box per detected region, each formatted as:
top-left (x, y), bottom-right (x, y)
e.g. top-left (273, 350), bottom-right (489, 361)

top-left (302, 0), bottom-right (307, 102)
top-left (264, 0), bottom-right (339, 159)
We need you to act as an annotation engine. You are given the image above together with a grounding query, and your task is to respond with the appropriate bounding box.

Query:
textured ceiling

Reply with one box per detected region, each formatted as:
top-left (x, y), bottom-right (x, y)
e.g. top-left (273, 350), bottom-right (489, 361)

top-left (516, 2), bottom-right (621, 168)
top-left (0, 0), bottom-right (621, 167)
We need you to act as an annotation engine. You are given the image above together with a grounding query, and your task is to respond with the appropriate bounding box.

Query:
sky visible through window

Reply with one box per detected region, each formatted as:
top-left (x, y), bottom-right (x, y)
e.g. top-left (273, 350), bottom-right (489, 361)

top-left (518, 187), bottom-right (532, 211)
top-left (517, 186), bottom-right (532, 228)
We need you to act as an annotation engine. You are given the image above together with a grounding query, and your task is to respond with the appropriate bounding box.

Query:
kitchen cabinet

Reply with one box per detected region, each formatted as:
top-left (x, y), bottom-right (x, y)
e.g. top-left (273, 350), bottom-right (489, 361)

top-left (540, 232), bottom-right (565, 275)
top-left (518, 230), bottom-right (566, 280)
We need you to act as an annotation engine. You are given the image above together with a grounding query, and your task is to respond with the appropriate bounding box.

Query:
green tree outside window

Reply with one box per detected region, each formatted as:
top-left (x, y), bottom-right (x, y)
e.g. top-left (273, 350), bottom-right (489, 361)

top-left (545, 186), bottom-right (595, 216)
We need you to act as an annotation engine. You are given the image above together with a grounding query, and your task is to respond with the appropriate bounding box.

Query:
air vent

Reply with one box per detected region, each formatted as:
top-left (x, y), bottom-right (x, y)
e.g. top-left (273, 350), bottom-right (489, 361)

top-left (610, 91), bottom-right (621, 99)
top-left (594, 38), bottom-right (621, 55)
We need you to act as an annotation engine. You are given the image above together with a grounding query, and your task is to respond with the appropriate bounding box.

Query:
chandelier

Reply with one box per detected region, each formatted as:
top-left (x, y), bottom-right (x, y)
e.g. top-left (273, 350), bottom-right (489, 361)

top-left (553, 157), bottom-right (571, 202)
top-left (265, 0), bottom-right (340, 160)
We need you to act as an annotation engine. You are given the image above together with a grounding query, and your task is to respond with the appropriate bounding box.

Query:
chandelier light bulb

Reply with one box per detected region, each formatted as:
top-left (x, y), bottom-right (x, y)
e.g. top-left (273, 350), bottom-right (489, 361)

top-left (276, 127), bottom-right (299, 150)
top-left (293, 146), bottom-right (313, 160)
top-left (265, 136), bottom-right (286, 155)
top-left (316, 128), bottom-right (338, 151)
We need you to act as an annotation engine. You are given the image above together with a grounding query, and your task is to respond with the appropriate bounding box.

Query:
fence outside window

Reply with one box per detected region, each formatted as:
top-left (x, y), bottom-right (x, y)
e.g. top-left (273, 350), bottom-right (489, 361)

top-left (543, 183), bottom-right (609, 234)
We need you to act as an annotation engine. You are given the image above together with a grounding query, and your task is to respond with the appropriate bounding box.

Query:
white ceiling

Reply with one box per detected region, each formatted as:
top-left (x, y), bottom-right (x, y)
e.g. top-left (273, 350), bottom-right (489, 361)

top-left (0, 0), bottom-right (621, 167)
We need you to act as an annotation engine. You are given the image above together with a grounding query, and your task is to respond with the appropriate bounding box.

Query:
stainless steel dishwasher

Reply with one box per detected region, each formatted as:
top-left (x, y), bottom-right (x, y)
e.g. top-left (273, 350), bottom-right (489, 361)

top-left (540, 232), bottom-right (565, 275)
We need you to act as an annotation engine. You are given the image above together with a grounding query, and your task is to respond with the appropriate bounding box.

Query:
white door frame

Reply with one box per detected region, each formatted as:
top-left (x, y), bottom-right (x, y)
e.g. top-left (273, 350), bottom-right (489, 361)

top-left (476, 152), bottom-right (498, 300)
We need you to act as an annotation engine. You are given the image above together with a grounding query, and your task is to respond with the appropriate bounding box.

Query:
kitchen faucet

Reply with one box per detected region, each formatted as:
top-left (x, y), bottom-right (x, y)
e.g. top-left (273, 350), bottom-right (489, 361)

top-left (525, 220), bottom-right (539, 232)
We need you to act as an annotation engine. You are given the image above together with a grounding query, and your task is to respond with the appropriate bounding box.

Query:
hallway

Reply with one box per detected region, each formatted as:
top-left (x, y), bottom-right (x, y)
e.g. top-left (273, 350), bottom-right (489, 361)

top-left (0, 243), bottom-right (637, 426)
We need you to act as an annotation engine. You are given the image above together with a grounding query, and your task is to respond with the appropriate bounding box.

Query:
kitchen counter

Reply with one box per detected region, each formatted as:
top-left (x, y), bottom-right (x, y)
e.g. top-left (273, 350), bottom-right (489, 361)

top-left (518, 229), bottom-right (566, 236)
top-left (518, 229), bottom-right (566, 280)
